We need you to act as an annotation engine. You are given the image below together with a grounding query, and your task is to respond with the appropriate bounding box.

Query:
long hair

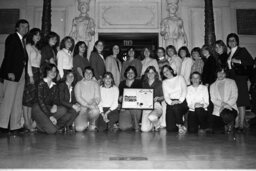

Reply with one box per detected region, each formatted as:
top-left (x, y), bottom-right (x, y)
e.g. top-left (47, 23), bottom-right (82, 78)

top-left (60, 36), bottom-right (75, 51)
top-left (143, 66), bottom-right (160, 84)
top-left (140, 47), bottom-right (153, 60)
top-left (191, 47), bottom-right (202, 60)
top-left (160, 65), bottom-right (175, 80)
top-left (215, 40), bottom-right (227, 54)
top-left (102, 72), bottom-right (115, 87)
top-left (25, 28), bottom-right (41, 49)
top-left (73, 41), bottom-right (88, 59)
top-left (42, 31), bottom-right (60, 53)
top-left (43, 63), bottom-right (58, 78)
top-left (178, 46), bottom-right (190, 58)
top-left (92, 40), bottom-right (104, 53)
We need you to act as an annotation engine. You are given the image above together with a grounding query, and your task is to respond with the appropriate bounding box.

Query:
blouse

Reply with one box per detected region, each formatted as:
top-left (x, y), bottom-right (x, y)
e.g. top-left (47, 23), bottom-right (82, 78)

top-left (168, 55), bottom-right (182, 75)
top-left (186, 84), bottom-right (209, 111)
top-left (180, 57), bottom-right (194, 85)
top-left (57, 49), bottom-right (73, 78)
top-left (26, 44), bottom-right (41, 77)
top-left (162, 75), bottom-right (187, 105)
top-left (98, 85), bottom-right (119, 113)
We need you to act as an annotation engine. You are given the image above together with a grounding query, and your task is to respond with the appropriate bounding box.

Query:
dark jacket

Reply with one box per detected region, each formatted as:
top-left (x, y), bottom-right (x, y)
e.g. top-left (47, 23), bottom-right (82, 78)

top-left (202, 55), bottom-right (218, 85)
top-left (89, 51), bottom-right (106, 80)
top-left (119, 79), bottom-right (142, 96)
top-left (58, 82), bottom-right (77, 109)
top-left (142, 79), bottom-right (163, 98)
top-left (0, 33), bottom-right (28, 82)
top-left (40, 45), bottom-right (56, 66)
top-left (230, 47), bottom-right (254, 76)
top-left (37, 80), bottom-right (59, 116)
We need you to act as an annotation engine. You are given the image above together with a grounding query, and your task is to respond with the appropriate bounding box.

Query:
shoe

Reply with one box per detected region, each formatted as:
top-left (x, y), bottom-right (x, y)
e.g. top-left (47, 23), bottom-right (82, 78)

top-left (198, 129), bottom-right (206, 134)
top-left (9, 128), bottom-right (28, 136)
top-left (88, 125), bottom-right (97, 131)
top-left (0, 127), bottom-right (9, 134)
top-left (177, 125), bottom-right (187, 134)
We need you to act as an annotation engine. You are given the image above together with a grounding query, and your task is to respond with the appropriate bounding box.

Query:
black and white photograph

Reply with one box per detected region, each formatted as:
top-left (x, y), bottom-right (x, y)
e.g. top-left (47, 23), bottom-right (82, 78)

top-left (0, 0), bottom-right (256, 170)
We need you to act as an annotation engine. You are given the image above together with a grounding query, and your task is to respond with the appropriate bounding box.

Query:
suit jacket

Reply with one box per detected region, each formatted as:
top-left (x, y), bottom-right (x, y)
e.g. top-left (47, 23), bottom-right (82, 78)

top-left (230, 47), bottom-right (254, 75)
top-left (58, 82), bottom-right (77, 109)
top-left (0, 33), bottom-right (28, 82)
top-left (210, 78), bottom-right (238, 116)
top-left (89, 51), bottom-right (106, 80)
top-left (105, 55), bottom-right (122, 86)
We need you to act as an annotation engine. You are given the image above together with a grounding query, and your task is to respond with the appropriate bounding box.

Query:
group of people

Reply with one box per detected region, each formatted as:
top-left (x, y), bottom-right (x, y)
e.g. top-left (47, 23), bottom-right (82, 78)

top-left (0, 19), bottom-right (255, 135)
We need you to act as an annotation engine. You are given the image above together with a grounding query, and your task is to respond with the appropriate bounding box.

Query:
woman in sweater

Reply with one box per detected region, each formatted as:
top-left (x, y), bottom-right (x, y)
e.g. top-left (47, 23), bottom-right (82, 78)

top-left (97, 72), bottom-right (119, 131)
top-left (32, 64), bottom-right (75, 134)
top-left (141, 47), bottom-right (159, 77)
top-left (166, 45), bottom-right (182, 75)
top-left (161, 65), bottom-right (188, 133)
top-left (179, 46), bottom-right (193, 85)
top-left (105, 44), bottom-right (122, 86)
top-left (186, 72), bottom-right (209, 133)
top-left (209, 67), bottom-right (238, 133)
top-left (141, 66), bottom-right (164, 132)
top-left (74, 66), bottom-right (101, 132)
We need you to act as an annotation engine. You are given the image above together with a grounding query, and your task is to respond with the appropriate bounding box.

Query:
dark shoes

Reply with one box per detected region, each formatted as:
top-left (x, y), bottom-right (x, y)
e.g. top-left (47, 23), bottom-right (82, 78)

top-left (9, 128), bottom-right (28, 136)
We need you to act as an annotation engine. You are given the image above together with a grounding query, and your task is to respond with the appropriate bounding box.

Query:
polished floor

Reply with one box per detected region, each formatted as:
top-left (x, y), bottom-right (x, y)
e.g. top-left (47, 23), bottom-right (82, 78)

top-left (1, 129), bottom-right (256, 169)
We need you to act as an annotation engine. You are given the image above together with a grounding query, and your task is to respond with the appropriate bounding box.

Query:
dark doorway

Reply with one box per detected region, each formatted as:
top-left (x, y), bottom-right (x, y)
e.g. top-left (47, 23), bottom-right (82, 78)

top-left (99, 33), bottom-right (158, 62)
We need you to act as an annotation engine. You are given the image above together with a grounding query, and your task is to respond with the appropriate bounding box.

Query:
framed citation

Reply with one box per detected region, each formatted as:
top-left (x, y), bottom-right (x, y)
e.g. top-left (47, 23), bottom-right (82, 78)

top-left (122, 88), bottom-right (154, 109)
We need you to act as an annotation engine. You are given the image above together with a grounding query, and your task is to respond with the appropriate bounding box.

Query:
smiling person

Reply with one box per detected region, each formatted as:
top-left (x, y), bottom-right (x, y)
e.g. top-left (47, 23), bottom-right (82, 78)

top-left (141, 47), bottom-right (160, 77)
top-left (57, 36), bottom-right (75, 81)
top-left (74, 66), bottom-right (101, 132)
top-left (186, 72), bottom-right (209, 134)
top-left (161, 65), bottom-right (188, 134)
top-left (32, 64), bottom-right (73, 134)
top-left (97, 72), bottom-right (119, 131)
top-left (0, 19), bottom-right (29, 134)
top-left (105, 44), bottom-right (122, 86)
top-left (89, 40), bottom-right (106, 81)
top-left (209, 66), bottom-right (238, 133)
top-left (226, 33), bottom-right (254, 133)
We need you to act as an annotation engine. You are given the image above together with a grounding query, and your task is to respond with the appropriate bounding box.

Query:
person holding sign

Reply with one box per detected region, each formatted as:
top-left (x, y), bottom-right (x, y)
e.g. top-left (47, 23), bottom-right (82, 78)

top-left (119, 66), bottom-right (142, 131)
top-left (141, 66), bottom-right (164, 132)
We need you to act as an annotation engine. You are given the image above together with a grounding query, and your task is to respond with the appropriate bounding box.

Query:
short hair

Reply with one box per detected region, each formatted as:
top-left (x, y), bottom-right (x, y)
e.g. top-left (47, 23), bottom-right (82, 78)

top-left (84, 66), bottom-right (94, 77)
top-left (190, 71), bottom-right (202, 84)
top-left (124, 66), bottom-right (137, 79)
top-left (178, 46), bottom-right (190, 58)
top-left (63, 70), bottom-right (75, 84)
top-left (166, 45), bottom-right (177, 56)
top-left (25, 28), bottom-right (41, 46)
top-left (15, 19), bottom-right (29, 30)
top-left (201, 44), bottom-right (211, 54)
top-left (60, 36), bottom-right (75, 51)
top-left (73, 41), bottom-right (88, 59)
top-left (102, 72), bottom-right (115, 87)
top-left (157, 47), bottom-right (166, 55)
top-left (191, 47), bottom-right (202, 59)
top-left (143, 66), bottom-right (160, 83)
top-left (43, 63), bottom-right (58, 78)
top-left (226, 33), bottom-right (240, 48)
top-left (160, 64), bottom-right (175, 80)
top-left (92, 40), bottom-right (104, 53)
top-left (215, 40), bottom-right (227, 54)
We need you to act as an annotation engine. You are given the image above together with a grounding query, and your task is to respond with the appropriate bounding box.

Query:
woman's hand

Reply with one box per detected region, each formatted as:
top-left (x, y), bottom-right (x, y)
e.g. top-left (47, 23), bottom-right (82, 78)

top-left (231, 58), bottom-right (241, 64)
top-left (50, 105), bottom-right (57, 113)
top-left (171, 100), bottom-right (180, 105)
top-left (29, 76), bottom-right (35, 84)
top-left (194, 103), bottom-right (204, 108)
top-left (72, 104), bottom-right (81, 112)
top-left (49, 116), bottom-right (57, 125)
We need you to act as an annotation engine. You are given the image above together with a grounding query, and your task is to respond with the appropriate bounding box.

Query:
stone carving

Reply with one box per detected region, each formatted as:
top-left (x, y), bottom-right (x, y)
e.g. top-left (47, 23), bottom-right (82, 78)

top-left (160, 0), bottom-right (187, 50)
top-left (69, 0), bottom-right (95, 45)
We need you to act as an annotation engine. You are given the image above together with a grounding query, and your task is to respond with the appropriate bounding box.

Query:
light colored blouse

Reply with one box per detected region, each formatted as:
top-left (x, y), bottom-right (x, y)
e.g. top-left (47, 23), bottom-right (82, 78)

top-left (26, 44), bottom-right (41, 77)
top-left (57, 48), bottom-right (73, 78)
top-left (162, 75), bottom-right (187, 105)
top-left (180, 57), bottom-right (194, 85)
top-left (186, 84), bottom-right (209, 111)
top-left (168, 55), bottom-right (182, 75)
top-left (98, 85), bottom-right (119, 113)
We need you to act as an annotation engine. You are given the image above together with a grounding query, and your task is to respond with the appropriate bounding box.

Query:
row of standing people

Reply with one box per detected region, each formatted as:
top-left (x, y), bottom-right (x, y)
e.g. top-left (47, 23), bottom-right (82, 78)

top-left (0, 19), bottom-right (254, 134)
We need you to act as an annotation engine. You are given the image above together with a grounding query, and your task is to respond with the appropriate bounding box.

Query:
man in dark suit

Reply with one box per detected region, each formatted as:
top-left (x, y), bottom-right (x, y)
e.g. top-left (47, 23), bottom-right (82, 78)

top-left (0, 19), bottom-right (29, 134)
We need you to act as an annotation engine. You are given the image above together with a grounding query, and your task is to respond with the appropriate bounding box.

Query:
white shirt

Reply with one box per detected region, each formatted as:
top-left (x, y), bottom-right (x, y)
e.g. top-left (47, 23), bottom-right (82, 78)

top-left (180, 57), bottom-right (194, 85)
top-left (162, 75), bottom-right (187, 105)
top-left (98, 85), bottom-right (119, 113)
top-left (26, 44), bottom-right (41, 77)
top-left (186, 84), bottom-right (209, 111)
top-left (168, 55), bottom-right (182, 75)
top-left (227, 46), bottom-right (238, 69)
top-left (57, 48), bottom-right (73, 78)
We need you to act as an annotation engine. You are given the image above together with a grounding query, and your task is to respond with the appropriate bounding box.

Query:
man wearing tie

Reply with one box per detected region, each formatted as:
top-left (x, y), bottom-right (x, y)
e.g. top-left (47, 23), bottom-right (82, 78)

top-left (0, 19), bottom-right (29, 134)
